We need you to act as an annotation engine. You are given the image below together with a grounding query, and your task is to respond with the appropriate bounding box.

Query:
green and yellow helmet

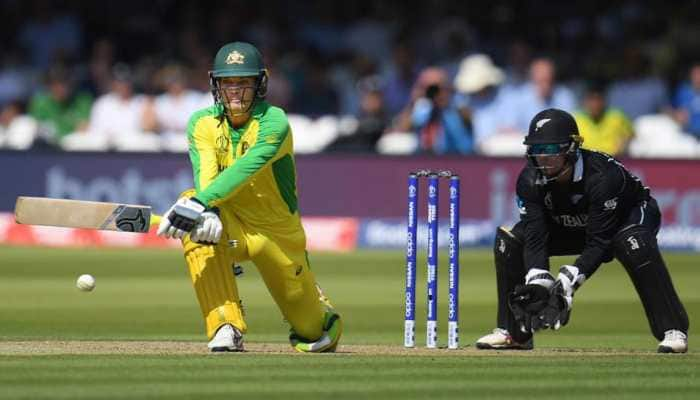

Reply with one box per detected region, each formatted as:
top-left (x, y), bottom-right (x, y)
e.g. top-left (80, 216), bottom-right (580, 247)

top-left (209, 41), bottom-right (268, 114)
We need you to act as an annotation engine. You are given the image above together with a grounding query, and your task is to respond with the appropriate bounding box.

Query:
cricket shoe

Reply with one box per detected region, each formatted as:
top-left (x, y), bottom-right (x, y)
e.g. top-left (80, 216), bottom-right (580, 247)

top-left (475, 328), bottom-right (533, 350)
top-left (658, 330), bottom-right (688, 354)
top-left (208, 324), bottom-right (244, 352)
top-left (290, 310), bottom-right (343, 353)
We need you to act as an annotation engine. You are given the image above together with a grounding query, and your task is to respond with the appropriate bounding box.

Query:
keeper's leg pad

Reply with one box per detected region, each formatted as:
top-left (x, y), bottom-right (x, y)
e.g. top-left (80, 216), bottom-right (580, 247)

top-left (247, 233), bottom-right (326, 343)
top-left (183, 236), bottom-right (247, 339)
top-left (614, 225), bottom-right (689, 340)
top-left (494, 226), bottom-right (530, 343)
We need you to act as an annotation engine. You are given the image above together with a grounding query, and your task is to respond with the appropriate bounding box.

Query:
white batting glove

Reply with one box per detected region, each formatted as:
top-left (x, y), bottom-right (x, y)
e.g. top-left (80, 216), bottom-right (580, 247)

top-left (157, 197), bottom-right (206, 239)
top-left (190, 210), bottom-right (223, 244)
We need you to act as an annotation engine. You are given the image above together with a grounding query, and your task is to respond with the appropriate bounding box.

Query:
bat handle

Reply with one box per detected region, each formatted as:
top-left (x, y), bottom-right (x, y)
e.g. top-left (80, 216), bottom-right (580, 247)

top-left (150, 214), bottom-right (162, 227)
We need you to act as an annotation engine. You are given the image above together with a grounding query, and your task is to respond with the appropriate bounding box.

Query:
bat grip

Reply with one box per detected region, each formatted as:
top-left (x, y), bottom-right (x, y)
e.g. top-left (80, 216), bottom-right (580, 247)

top-left (150, 214), bottom-right (162, 227)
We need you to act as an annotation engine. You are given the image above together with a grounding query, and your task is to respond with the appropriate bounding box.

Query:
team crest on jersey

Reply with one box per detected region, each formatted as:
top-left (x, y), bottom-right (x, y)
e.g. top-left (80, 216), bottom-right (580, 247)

top-left (226, 51), bottom-right (245, 65)
top-left (216, 135), bottom-right (230, 154)
top-left (544, 192), bottom-right (553, 209)
top-left (240, 141), bottom-right (249, 155)
top-left (604, 197), bottom-right (618, 211)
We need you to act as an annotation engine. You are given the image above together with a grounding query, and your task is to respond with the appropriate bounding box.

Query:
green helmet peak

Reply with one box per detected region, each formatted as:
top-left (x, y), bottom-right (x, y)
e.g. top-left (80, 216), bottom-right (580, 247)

top-left (211, 42), bottom-right (265, 78)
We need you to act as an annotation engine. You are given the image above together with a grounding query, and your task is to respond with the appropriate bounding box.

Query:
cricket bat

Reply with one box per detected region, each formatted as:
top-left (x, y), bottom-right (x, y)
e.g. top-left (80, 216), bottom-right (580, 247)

top-left (14, 196), bottom-right (162, 233)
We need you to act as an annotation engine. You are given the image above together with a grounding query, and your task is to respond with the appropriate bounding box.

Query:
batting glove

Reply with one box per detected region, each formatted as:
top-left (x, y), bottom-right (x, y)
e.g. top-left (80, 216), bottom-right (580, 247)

top-left (190, 208), bottom-right (223, 244)
top-left (157, 197), bottom-right (206, 239)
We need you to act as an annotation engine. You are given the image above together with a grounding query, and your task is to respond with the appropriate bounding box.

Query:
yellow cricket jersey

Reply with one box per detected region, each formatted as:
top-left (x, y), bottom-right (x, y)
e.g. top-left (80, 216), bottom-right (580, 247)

top-left (574, 108), bottom-right (633, 156)
top-left (187, 101), bottom-right (300, 227)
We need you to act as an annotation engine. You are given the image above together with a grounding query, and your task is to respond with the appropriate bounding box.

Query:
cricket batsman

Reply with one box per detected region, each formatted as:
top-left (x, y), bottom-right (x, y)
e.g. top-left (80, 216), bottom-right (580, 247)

top-left (476, 108), bottom-right (689, 353)
top-left (157, 42), bottom-right (342, 352)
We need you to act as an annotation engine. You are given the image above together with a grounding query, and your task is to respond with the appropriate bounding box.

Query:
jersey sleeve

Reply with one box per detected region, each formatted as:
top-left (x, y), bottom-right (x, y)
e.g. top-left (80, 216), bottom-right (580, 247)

top-left (194, 107), bottom-right (289, 207)
top-left (573, 165), bottom-right (625, 276)
top-left (516, 169), bottom-right (551, 271)
top-left (187, 113), bottom-right (220, 193)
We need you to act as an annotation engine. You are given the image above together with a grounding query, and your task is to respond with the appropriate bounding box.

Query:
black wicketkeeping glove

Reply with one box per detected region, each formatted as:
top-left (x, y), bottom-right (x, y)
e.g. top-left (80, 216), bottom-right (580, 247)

top-left (530, 280), bottom-right (571, 331)
top-left (508, 283), bottom-right (551, 334)
top-left (531, 265), bottom-right (585, 331)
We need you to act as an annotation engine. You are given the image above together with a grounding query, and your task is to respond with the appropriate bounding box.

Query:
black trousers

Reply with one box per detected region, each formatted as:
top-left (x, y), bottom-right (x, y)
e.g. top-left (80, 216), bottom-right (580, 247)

top-left (497, 198), bottom-right (689, 342)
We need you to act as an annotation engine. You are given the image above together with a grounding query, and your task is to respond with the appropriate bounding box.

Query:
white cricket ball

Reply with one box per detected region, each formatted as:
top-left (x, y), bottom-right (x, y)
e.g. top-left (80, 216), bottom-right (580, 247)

top-left (76, 274), bottom-right (96, 292)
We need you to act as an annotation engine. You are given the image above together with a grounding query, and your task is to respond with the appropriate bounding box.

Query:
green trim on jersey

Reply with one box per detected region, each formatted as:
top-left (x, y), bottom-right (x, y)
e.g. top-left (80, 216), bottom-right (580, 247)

top-left (186, 105), bottom-right (222, 192)
top-left (195, 103), bottom-right (290, 206)
top-left (305, 251), bottom-right (311, 271)
top-left (271, 154), bottom-right (298, 214)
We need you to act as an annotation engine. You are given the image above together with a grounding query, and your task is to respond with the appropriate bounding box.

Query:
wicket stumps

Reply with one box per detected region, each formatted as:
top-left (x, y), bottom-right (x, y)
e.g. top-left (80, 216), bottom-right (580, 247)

top-left (404, 170), bottom-right (460, 349)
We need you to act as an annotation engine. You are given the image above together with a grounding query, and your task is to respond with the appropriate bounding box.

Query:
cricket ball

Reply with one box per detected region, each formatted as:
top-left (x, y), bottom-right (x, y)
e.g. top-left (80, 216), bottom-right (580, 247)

top-left (76, 274), bottom-right (96, 292)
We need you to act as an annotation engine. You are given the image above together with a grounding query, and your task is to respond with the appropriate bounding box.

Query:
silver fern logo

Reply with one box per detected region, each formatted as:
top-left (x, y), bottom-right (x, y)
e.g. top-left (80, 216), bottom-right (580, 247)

top-left (535, 118), bottom-right (551, 131)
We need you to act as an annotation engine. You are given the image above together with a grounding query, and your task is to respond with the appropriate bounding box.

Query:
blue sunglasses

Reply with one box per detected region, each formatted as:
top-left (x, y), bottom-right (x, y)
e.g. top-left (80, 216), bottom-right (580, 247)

top-left (527, 143), bottom-right (568, 155)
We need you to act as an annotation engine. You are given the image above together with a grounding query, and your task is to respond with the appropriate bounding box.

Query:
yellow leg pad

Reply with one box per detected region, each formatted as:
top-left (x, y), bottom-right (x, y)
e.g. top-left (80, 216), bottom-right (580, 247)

top-left (184, 238), bottom-right (247, 339)
top-left (248, 236), bottom-right (324, 341)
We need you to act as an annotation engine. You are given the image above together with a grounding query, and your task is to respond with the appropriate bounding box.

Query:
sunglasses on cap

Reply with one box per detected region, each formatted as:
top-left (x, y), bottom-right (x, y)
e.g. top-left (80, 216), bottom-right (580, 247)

top-left (527, 143), bottom-right (568, 155)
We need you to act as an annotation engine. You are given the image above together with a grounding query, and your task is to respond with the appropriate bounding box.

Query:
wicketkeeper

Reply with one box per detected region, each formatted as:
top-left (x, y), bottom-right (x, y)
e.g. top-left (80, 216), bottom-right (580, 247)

top-left (476, 108), bottom-right (689, 353)
top-left (157, 42), bottom-right (342, 352)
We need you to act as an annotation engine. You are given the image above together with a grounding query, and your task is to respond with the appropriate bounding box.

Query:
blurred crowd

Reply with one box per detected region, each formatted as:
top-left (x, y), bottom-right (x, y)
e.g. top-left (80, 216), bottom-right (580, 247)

top-left (2, 0), bottom-right (700, 157)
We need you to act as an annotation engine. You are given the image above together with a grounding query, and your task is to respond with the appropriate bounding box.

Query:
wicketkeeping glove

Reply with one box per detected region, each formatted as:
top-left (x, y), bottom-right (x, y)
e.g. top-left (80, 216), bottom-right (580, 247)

top-left (531, 265), bottom-right (586, 331)
top-left (157, 197), bottom-right (206, 239)
top-left (508, 268), bottom-right (554, 333)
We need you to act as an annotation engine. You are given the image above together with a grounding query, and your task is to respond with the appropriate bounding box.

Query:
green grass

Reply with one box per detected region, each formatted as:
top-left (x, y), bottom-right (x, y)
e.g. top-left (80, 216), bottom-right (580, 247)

top-left (1, 355), bottom-right (699, 400)
top-left (0, 245), bottom-right (699, 399)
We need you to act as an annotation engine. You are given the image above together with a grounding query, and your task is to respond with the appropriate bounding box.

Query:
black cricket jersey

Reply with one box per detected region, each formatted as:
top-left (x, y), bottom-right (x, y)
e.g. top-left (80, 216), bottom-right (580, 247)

top-left (515, 149), bottom-right (650, 276)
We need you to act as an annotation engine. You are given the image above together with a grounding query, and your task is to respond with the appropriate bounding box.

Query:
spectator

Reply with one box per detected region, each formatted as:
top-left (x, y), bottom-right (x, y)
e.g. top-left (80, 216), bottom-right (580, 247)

top-left (28, 66), bottom-right (92, 146)
top-left (514, 57), bottom-right (577, 132)
top-left (381, 42), bottom-right (421, 116)
top-left (153, 64), bottom-right (208, 152)
top-left (261, 45), bottom-right (294, 111)
top-left (390, 67), bottom-right (473, 155)
top-left (574, 82), bottom-right (634, 156)
top-left (0, 101), bottom-right (38, 150)
top-left (86, 38), bottom-right (116, 96)
top-left (672, 62), bottom-right (700, 140)
top-left (62, 64), bottom-right (157, 151)
top-left (330, 53), bottom-right (377, 117)
top-left (453, 54), bottom-right (521, 153)
top-left (0, 50), bottom-right (35, 106)
top-left (292, 55), bottom-right (339, 117)
top-left (502, 39), bottom-right (533, 90)
top-left (608, 46), bottom-right (670, 120)
top-left (326, 75), bottom-right (388, 152)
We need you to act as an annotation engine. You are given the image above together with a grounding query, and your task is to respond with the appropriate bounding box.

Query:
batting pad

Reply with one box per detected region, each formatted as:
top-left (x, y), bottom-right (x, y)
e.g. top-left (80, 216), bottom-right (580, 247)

top-left (247, 237), bottom-right (325, 342)
top-left (183, 238), bottom-right (246, 339)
